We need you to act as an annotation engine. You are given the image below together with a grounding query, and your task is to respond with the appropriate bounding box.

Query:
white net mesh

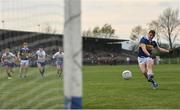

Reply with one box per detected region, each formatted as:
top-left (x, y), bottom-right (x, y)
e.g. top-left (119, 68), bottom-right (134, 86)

top-left (0, 0), bottom-right (65, 109)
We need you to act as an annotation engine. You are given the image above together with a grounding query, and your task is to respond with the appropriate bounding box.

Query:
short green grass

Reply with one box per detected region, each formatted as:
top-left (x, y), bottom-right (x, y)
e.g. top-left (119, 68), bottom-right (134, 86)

top-left (0, 66), bottom-right (64, 109)
top-left (0, 64), bottom-right (180, 109)
top-left (83, 64), bottom-right (180, 109)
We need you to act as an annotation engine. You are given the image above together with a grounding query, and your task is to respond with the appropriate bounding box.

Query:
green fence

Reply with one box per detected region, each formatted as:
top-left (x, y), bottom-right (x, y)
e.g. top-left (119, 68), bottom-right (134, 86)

top-left (160, 57), bottom-right (180, 64)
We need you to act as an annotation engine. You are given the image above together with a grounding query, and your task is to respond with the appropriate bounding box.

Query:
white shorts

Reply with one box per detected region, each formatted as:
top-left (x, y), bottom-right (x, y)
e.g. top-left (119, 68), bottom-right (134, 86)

top-left (138, 57), bottom-right (153, 64)
top-left (20, 60), bottom-right (29, 66)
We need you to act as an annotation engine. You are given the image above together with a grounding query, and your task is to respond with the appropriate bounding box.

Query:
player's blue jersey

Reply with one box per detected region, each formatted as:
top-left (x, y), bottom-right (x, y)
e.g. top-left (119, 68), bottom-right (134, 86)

top-left (138, 36), bottom-right (158, 58)
top-left (19, 48), bottom-right (30, 60)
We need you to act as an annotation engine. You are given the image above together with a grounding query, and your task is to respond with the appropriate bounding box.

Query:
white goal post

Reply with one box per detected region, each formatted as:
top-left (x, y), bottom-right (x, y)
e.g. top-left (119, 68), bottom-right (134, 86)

top-left (64, 0), bottom-right (82, 109)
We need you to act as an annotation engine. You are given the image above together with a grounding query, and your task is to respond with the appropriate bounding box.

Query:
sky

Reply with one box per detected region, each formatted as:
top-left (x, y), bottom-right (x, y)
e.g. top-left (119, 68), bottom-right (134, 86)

top-left (0, 0), bottom-right (180, 39)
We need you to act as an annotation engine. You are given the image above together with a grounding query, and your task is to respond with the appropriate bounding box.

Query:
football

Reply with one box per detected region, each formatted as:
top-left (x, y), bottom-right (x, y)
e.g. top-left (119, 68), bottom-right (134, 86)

top-left (122, 70), bottom-right (132, 80)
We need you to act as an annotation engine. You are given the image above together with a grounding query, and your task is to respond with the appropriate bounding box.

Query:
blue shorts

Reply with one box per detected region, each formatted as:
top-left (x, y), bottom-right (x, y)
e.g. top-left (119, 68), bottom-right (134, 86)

top-left (56, 61), bottom-right (63, 66)
top-left (37, 61), bottom-right (46, 67)
top-left (4, 62), bottom-right (14, 67)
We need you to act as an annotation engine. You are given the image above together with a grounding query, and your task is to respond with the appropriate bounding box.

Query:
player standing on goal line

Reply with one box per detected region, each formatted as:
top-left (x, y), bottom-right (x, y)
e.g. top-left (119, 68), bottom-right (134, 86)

top-left (34, 47), bottom-right (47, 78)
top-left (1, 48), bottom-right (16, 79)
top-left (138, 30), bottom-right (173, 89)
top-left (52, 47), bottom-right (64, 78)
top-left (18, 42), bottom-right (31, 78)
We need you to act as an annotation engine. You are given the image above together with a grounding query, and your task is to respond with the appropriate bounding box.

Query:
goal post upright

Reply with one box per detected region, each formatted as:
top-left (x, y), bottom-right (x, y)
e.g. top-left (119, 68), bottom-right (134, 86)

top-left (64, 0), bottom-right (82, 109)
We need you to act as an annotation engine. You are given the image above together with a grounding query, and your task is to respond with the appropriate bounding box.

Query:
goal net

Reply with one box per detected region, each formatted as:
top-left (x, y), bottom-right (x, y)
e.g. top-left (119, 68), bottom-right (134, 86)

top-left (0, 0), bottom-right (82, 109)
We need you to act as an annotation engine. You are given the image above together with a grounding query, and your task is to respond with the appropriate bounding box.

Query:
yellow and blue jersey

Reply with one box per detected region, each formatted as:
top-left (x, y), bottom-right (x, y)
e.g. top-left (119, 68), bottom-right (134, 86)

top-left (138, 37), bottom-right (158, 58)
top-left (19, 48), bottom-right (30, 60)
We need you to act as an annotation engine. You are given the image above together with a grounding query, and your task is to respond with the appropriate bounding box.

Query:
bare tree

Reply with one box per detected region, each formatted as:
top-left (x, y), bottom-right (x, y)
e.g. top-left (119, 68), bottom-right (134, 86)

top-left (82, 29), bottom-right (93, 37)
top-left (160, 8), bottom-right (180, 49)
top-left (43, 24), bottom-right (57, 34)
top-left (83, 24), bottom-right (115, 38)
top-left (130, 25), bottom-right (146, 42)
top-left (150, 8), bottom-right (180, 49)
top-left (130, 25), bottom-right (147, 52)
top-left (93, 26), bottom-right (101, 37)
top-left (101, 24), bottom-right (115, 38)
top-left (44, 24), bottom-right (52, 33)
top-left (148, 20), bottom-right (162, 44)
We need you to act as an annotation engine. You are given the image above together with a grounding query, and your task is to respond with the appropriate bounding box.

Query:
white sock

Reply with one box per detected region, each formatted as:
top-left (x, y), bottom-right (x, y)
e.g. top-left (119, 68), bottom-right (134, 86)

top-left (147, 71), bottom-right (154, 76)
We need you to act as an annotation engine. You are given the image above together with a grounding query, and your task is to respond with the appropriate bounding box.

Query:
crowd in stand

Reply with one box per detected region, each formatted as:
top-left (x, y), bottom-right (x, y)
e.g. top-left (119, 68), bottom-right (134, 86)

top-left (83, 45), bottom-right (137, 65)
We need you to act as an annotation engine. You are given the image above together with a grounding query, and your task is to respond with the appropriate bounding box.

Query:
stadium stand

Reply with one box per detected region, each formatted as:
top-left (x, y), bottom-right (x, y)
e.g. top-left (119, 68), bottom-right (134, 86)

top-left (0, 29), bottom-right (137, 65)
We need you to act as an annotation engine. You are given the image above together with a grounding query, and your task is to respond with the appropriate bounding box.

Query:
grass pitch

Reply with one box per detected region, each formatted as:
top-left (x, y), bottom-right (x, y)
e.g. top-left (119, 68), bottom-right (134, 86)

top-left (0, 64), bottom-right (180, 109)
top-left (0, 66), bottom-right (63, 109)
top-left (83, 64), bottom-right (180, 109)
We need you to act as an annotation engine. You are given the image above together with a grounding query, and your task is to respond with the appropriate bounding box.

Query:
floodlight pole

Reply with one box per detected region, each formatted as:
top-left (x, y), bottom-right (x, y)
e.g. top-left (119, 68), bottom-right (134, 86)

top-left (64, 0), bottom-right (82, 109)
top-left (37, 24), bottom-right (41, 32)
top-left (1, 20), bottom-right (5, 29)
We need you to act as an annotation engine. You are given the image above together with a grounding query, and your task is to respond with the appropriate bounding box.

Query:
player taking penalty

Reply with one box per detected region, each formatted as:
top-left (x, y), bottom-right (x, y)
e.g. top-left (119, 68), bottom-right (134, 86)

top-left (138, 30), bottom-right (172, 89)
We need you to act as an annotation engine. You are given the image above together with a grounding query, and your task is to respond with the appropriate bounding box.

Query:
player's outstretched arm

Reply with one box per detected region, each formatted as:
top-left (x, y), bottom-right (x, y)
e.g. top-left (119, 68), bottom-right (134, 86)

top-left (17, 51), bottom-right (21, 59)
top-left (52, 52), bottom-right (58, 59)
top-left (46, 54), bottom-right (52, 58)
top-left (31, 52), bottom-right (37, 58)
top-left (1, 56), bottom-right (4, 64)
top-left (156, 46), bottom-right (170, 53)
top-left (12, 53), bottom-right (17, 60)
top-left (28, 52), bottom-right (32, 59)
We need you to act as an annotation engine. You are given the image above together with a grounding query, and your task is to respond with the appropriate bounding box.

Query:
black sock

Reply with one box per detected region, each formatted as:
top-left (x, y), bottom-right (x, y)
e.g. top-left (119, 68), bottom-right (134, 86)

top-left (42, 68), bottom-right (45, 75)
top-left (7, 73), bottom-right (11, 77)
top-left (149, 79), bottom-right (155, 83)
top-left (40, 71), bottom-right (44, 77)
top-left (57, 71), bottom-right (61, 77)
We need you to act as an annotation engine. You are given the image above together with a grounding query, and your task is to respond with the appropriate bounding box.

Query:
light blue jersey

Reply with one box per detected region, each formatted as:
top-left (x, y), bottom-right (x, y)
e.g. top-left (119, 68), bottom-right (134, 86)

top-left (53, 52), bottom-right (64, 65)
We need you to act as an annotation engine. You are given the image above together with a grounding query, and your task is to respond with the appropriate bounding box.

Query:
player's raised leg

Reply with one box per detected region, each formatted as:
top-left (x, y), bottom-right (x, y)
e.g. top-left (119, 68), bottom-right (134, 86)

top-left (37, 62), bottom-right (45, 78)
top-left (60, 63), bottom-right (63, 76)
top-left (56, 64), bottom-right (61, 77)
top-left (138, 62), bottom-right (148, 79)
top-left (19, 60), bottom-right (28, 78)
top-left (9, 64), bottom-right (14, 74)
top-left (146, 58), bottom-right (154, 80)
top-left (23, 61), bottom-right (29, 78)
top-left (5, 65), bottom-right (12, 79)
top-left (19, 62), bottom-right (24, 78)
top-left (146, 58), bottom-right (158, 89)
